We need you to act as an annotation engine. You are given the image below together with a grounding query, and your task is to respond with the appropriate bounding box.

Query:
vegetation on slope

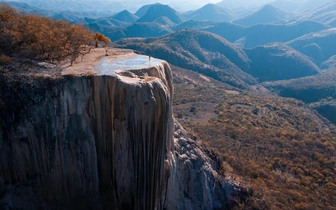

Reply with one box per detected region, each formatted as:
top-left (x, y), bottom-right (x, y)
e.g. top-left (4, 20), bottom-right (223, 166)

top-left (172, 65), bottom-right (336, 209)
top-left (196, 96), bottom-right (336, 209)
top-left (263, 71), bottom-right (336, 103)
top-left (115, 29), bottom-right (256, 89)
top-left (287, 28), bottom-right (336, 66)
top-left (245, 43), bottom-right (320, 82)
top-left (0, 5), bottom-right (109, 65)
top-left (263, 70), bottom-right (336, 123)
top-left (310, 98), bottom-right (336, 124)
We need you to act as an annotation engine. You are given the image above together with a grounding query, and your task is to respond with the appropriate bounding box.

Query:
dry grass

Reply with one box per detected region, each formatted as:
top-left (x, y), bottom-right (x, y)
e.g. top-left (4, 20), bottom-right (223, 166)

top-left (172, 65), bottom-right (336, 209)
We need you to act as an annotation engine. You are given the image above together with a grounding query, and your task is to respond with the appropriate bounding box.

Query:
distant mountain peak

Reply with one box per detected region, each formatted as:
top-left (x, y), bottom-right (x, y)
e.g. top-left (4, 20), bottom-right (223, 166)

top-left (116, 10), bottom-right (132, 15)
top-left (203, 3), bottom-right (219, 9)
top-left (183, 2), bottom-right (236, 22)
top-left (261, 4), bottom-right (287, 13)
top-left (137, 4), bottom-right (183, 24)
top-left (134, 3), bottom-right (162, 18)
top-left (112, 9), bottom-right (138, 23)
top-left (233, 4), bottom-right (291, 26)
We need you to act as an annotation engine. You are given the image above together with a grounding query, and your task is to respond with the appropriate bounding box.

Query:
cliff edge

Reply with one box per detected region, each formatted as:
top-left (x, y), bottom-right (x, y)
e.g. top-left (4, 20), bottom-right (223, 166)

top-left (0, 48), bottom-right (243, 209)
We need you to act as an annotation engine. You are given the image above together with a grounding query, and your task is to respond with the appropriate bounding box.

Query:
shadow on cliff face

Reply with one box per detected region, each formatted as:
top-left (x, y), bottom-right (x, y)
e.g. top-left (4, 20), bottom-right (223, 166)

top-left (0, 64), bottom-right (64, 127)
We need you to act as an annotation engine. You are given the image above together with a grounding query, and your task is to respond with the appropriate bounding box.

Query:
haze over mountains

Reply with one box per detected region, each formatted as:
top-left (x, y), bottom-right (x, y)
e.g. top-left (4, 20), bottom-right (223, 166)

top-left (233, 4), bottom-right (292, 26)
top-left (3, 0), bottom-right (336, 105)
top-left (115, 29), bottom-right (255, 89)
top-left (3, 0), bottom-right (336, 13)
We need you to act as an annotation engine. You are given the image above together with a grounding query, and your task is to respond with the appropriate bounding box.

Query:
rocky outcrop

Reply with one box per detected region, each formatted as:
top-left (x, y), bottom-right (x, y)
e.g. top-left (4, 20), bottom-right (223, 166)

top-left (165, 122), bottom-right (242, 210)
top-left (0, 50), bottom-right (242, 209)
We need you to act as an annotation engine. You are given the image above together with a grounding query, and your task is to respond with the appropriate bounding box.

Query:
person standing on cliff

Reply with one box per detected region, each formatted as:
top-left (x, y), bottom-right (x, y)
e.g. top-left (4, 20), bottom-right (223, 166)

top-left (148, 52), bottom-right (151, 62)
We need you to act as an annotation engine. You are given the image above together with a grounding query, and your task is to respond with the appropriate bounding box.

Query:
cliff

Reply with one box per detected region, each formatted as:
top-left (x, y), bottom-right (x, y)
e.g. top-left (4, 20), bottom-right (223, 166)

top-left (0, 48), bottom-right (242, 209)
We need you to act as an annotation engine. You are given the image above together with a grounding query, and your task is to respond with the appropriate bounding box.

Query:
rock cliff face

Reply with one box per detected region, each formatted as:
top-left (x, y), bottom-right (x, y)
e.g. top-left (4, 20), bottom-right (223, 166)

top-left (165, 122), bottom-right (242, 210)
top-left (0, 49), bottom-right (242, 209)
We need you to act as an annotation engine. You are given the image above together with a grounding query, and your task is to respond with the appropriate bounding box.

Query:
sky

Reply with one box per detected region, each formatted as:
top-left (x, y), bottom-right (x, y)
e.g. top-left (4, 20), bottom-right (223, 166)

top-left (125, 0), bottom-right (221, 4)
top-left (2, 0), bottom-right (311, 13)
top-left (125, 0), bottom-right (222, 11)
top-left (121, 0), bottom-right (306, 11)
top-left (120, 0), bottom-right (274, 11)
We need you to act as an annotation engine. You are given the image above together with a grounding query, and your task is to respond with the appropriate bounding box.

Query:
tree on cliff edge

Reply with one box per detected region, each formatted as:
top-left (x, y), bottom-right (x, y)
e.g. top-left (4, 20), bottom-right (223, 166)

top-left (94, 32), bottom-right (111, 48)
top-left (0, 5), bottom-right (108, 65)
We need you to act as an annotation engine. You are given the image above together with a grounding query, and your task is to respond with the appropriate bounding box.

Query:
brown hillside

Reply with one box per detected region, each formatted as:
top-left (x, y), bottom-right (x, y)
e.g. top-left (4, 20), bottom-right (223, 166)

top-left (172, 65), bottom-right (336, 209)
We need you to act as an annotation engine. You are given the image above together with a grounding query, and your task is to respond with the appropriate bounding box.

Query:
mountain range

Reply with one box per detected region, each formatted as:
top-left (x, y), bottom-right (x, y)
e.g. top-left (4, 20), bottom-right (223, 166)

top-left (115, 29), bottom-right (326, 85)
top-left (297, 1), bottom-right (336, 26)
top-left (115, 29), bottom-right (255, 89)
top-left (203, 20), bottom-right (329, 48)
top-left (287, 28), bottom-right (336, 66)
top-left (4, 1), bottom-right (336, 85)
top-left (4, 1), bottom-right (336, 31)
top-left (245, 43), bottom-right (320, 82)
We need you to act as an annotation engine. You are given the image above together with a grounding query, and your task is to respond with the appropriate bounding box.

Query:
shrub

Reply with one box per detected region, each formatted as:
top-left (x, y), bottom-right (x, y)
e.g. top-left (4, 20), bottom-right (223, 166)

top-left (0, 54), bottom-right (12, 65)
top-left (190, 106), bottom-right (196, 112)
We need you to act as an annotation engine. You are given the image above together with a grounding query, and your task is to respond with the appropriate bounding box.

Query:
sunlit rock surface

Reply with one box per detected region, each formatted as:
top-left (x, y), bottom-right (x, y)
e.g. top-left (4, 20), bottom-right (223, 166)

top-left (0, 48), bottom-right (241, 209)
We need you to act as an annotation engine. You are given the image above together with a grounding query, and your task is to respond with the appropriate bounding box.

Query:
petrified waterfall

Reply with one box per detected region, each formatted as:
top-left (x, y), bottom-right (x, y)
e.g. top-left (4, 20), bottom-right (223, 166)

top-left (0, 50), bottom-right (241, 210)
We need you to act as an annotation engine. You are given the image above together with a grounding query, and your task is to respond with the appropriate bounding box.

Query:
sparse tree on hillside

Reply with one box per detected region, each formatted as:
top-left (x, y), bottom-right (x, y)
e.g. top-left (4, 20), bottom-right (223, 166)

top-left (65, 24), bottom-right (93, 65)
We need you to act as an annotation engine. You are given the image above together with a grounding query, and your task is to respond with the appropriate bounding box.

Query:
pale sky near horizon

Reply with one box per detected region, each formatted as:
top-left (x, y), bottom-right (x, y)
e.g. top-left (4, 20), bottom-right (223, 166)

top-left (119, 0), bottom-right (265, 9)
top-left (126, 0), bottom-right (221, 6)
top-left (4, 0), bottom-right (311, 12)
top-left (117, 0), bottom-right (285, 8)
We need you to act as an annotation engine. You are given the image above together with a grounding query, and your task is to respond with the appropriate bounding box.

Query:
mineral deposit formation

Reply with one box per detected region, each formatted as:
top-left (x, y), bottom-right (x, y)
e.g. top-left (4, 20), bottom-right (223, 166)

top-left (0, 48), bottom-right (241, 210)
